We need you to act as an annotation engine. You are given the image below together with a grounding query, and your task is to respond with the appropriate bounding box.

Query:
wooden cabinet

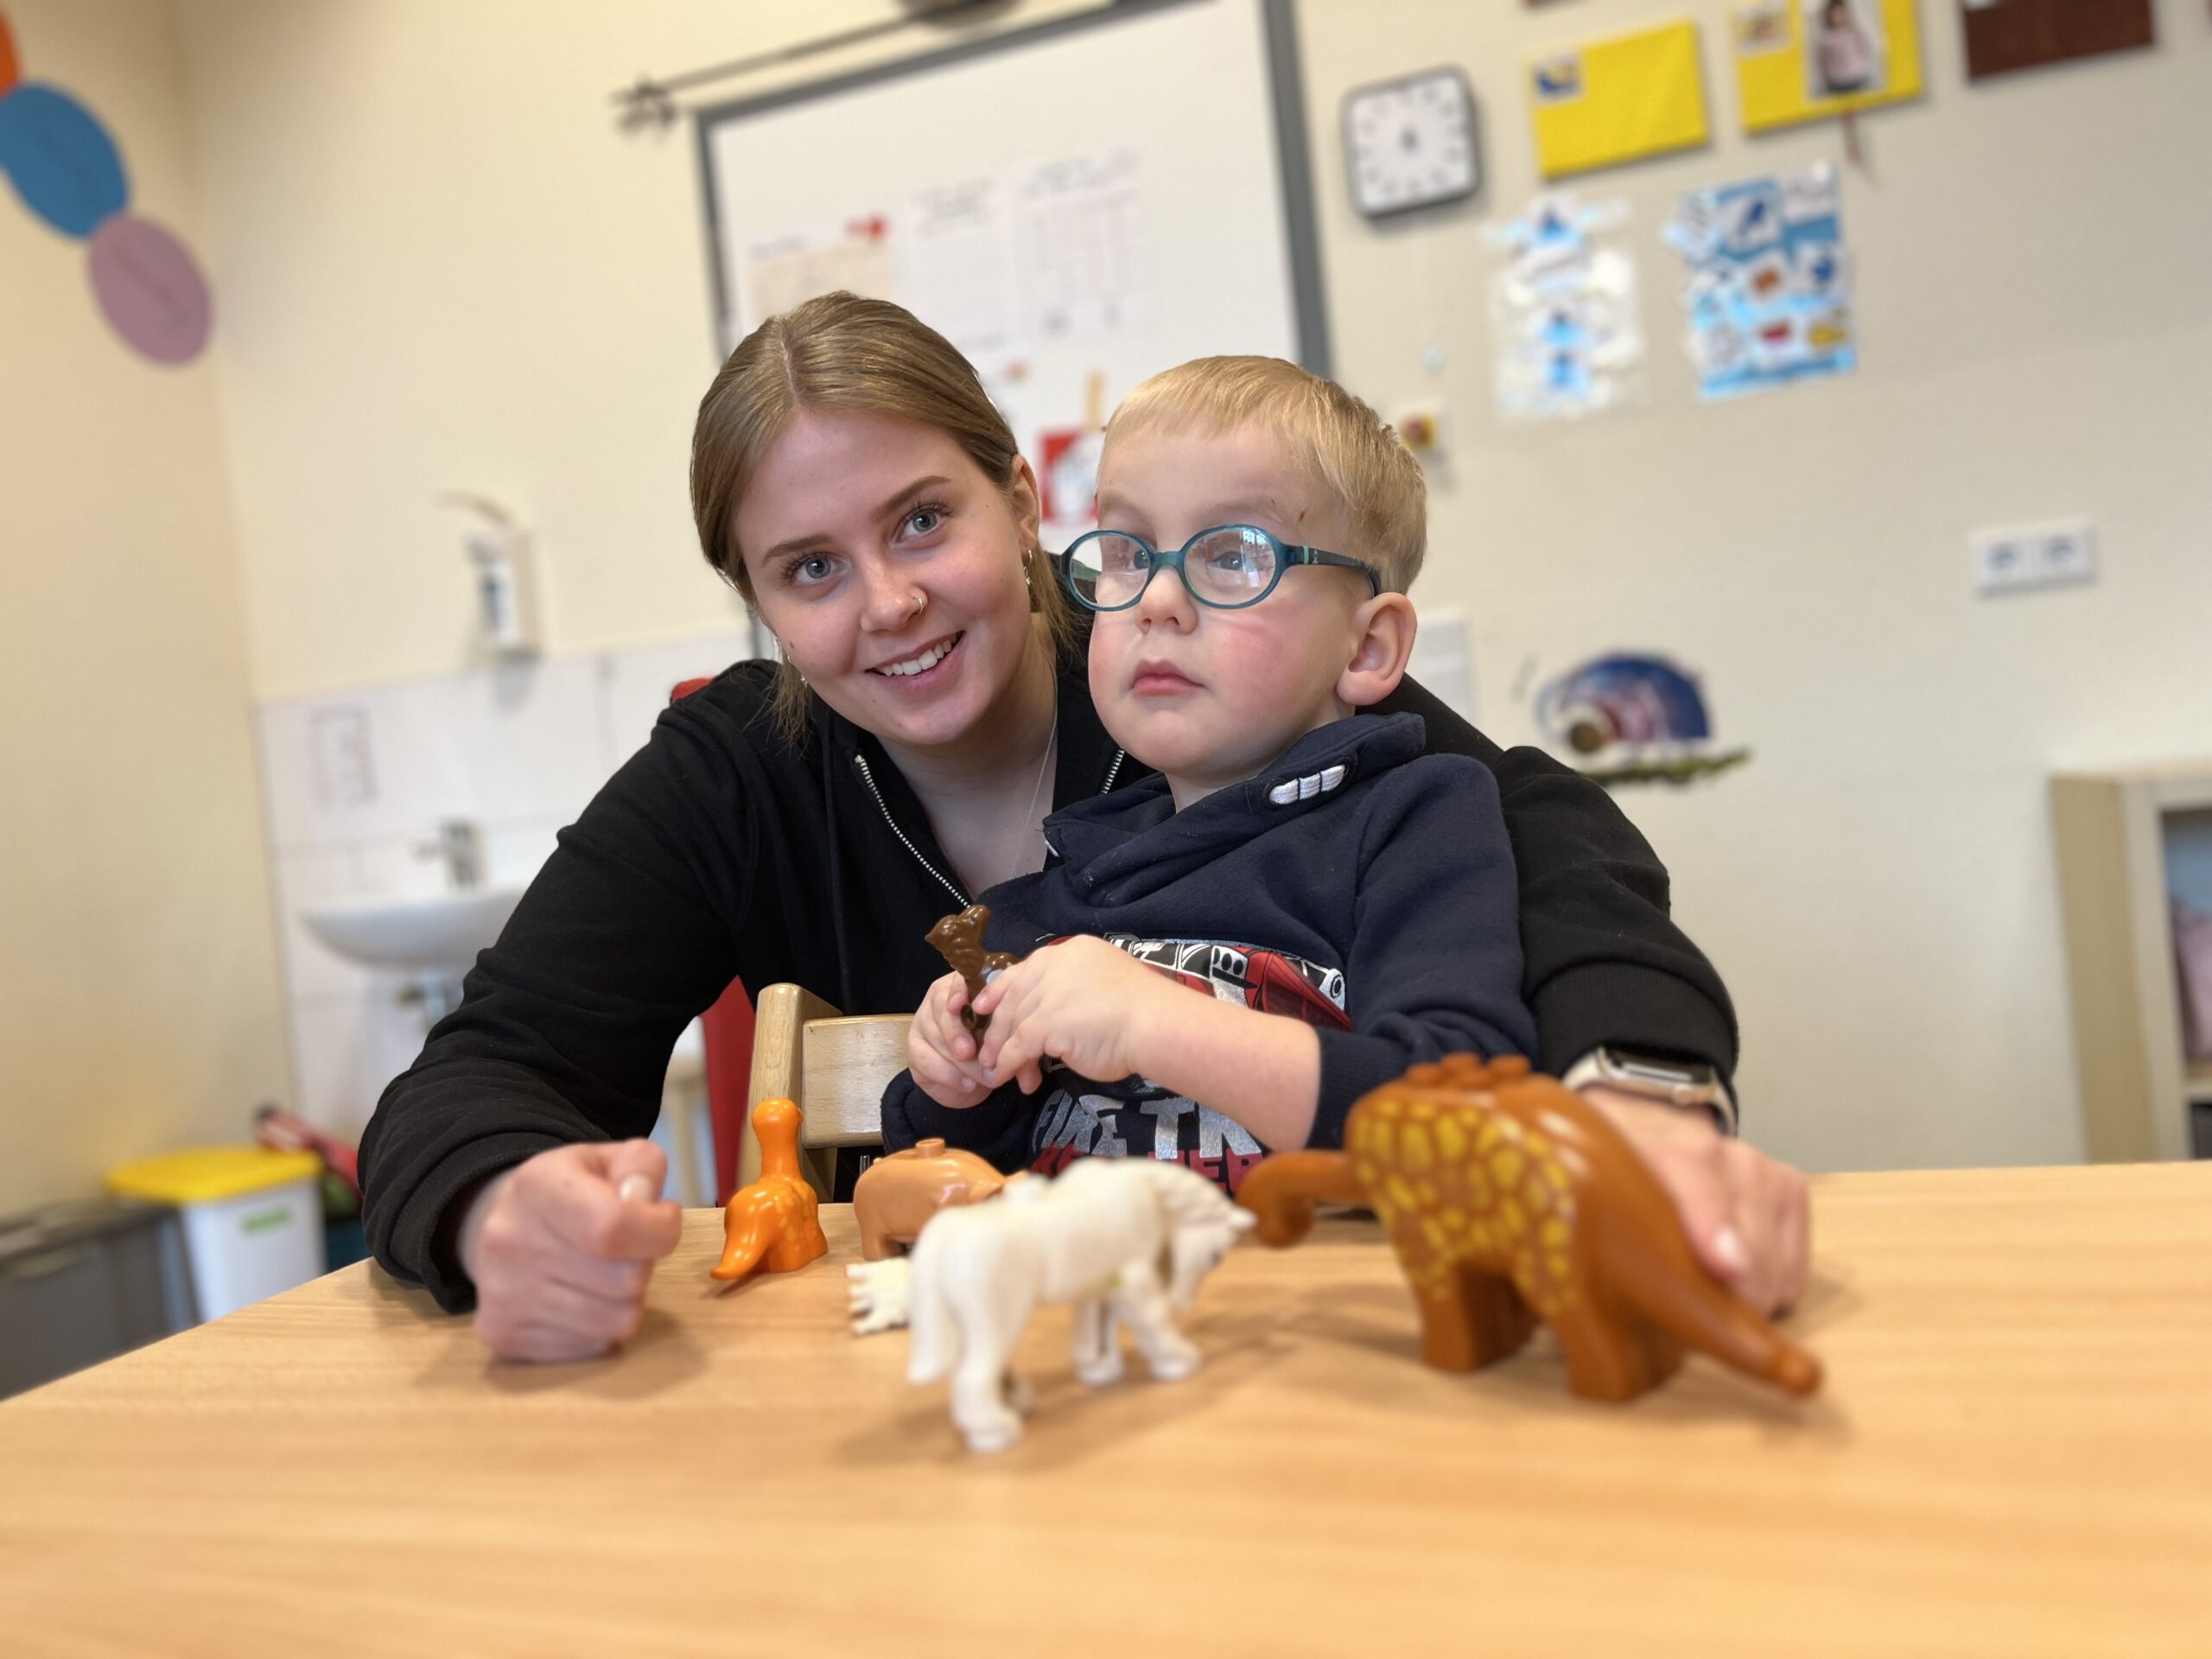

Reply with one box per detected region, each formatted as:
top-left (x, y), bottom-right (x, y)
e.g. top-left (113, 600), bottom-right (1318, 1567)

top-left (2052, 763), bottom-right (2212, 1161)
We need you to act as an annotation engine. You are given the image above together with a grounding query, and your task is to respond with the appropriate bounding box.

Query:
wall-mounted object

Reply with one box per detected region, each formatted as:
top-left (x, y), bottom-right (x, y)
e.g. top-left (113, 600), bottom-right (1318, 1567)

top-left (1959, 0), bottom-right (2154, 82)
top-left (1484, 192), bottom-right (1644, 423)
top-left (1535, 652), bottom-right (1751, 788)
top-left (695, 0), bottom-right (1333, 485)
top-left (1732, 0), bottom-right (1924, 133)
top-left (1666, 163), bottom-right (1854, 400)
top-left (442, 495), bottom-right (542, 659)
top-left (1527, 19), bottom-right (1710, 179)
top-left (0, 13), bottom-right (212, 364)
top-left (1341, 67), bottom-right (1478, 218)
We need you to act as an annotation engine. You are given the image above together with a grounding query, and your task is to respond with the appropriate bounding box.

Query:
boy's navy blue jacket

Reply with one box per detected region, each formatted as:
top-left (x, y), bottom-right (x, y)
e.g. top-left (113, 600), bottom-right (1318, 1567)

top-left (880, 712), bottom-right (1538, 1192)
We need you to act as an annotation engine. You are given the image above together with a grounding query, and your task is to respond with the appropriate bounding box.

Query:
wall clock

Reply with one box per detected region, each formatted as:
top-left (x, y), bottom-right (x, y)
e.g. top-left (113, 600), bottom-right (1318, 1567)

top-left (1342, 67), bottom-right (1479, 219)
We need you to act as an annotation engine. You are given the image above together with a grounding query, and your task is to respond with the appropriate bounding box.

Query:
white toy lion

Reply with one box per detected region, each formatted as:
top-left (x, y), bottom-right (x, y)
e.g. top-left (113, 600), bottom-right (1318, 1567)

top-left (902, 1158), bottom-right (1255, 1453)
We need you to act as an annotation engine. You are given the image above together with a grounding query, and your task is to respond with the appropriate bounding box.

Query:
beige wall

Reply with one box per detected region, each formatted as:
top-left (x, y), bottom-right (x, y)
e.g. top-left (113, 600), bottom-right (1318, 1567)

top-left (167, 1), bottom-right (2212, 1173)
top-left (0, 0), bottom-right (289, 1213)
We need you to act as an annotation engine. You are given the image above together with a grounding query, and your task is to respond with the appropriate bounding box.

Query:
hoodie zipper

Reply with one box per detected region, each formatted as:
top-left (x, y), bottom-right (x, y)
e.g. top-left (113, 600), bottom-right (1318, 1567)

top-left (851, 743), bottom-right (1131, 906)
top-left (852, 753), bottom-right (967, 907)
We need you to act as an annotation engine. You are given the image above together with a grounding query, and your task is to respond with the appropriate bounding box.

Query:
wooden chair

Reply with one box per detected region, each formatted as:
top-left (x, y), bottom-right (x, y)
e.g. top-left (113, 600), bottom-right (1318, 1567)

top-left (736, 984), bottom-right (912, 1199)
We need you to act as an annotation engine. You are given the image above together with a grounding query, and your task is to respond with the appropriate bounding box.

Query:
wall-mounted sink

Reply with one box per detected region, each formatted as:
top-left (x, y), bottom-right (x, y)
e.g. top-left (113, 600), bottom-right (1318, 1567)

top-left (304, 888), bottom-right (523, 973)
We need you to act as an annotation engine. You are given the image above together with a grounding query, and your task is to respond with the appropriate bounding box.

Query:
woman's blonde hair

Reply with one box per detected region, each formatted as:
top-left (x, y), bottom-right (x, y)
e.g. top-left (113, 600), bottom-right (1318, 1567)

top-left (690, 291), bottom-right (1077, 740)
top-left (1106, 356), bottom-right (1427, 593)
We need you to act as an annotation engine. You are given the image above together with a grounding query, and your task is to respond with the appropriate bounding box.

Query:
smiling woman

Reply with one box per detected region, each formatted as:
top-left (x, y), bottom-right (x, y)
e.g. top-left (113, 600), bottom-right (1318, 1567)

top-left (358, 292), bottom-right (1793, 1365)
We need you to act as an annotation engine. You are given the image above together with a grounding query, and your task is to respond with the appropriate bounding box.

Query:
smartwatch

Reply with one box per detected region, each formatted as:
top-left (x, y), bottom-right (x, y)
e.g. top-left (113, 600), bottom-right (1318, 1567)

top-left (1559, 1046), bottom-right (1737, 1135)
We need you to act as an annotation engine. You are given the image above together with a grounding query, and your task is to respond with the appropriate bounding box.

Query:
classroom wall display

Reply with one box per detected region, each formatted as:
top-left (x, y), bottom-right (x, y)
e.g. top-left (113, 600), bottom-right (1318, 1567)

top-left (1731, 0), bottom-right (1925, 132)
top-left (1666, 163), bottom-right (1854, 400)
top-left (0, 11), bottom-right (212, 364)
top-left (1535, 653), bottom-right (1751, 787)
top-left (1527, 19), bottom-right (1711, 180)
top-left (1484, 192), bottom-right (1643, 423)
top-left (697, 0), bottom-right (1321, 537)
top-left (1958, 0), bottom-right (2154, 82)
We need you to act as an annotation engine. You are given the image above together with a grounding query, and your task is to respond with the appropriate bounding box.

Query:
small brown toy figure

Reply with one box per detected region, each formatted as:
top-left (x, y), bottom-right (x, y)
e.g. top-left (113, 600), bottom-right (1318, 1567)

top-left (1239, 1055), bottom-right (1821, 1402)
top-left (852, 1137), bottom-right (1009, 1261)
top-left (925, 904), bottom-right (1022, 1035)
top-left (709, 1097), bottom-right (829, 1283)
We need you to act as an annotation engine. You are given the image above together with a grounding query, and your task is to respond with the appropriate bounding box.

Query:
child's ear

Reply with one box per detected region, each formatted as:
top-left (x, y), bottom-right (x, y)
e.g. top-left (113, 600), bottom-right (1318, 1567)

top-left (1337, 593), bottom-right (1419, 709)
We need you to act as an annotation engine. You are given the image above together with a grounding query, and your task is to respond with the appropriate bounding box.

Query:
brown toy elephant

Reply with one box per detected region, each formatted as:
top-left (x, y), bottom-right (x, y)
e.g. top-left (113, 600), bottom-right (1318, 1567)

top-left (853, 1137), bottom-right (1009, 1261)
top-left (1239, 1054), bottom-right (1821, 1403)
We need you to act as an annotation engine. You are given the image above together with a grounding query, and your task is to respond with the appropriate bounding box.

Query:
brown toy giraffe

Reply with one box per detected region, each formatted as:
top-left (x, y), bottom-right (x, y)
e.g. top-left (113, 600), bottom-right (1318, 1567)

top-left (925, 904), bottom-right (1023, 1036)
top-left (710, 1097), bottom-right (828, 1283)
top-left (1239, 1055), bottom-right (1821, 1402)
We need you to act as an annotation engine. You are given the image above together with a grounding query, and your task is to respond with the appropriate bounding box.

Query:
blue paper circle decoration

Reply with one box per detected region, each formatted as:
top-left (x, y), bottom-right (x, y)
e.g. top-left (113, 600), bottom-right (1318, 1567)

top-left (0, 81), bottom-right (130, 238)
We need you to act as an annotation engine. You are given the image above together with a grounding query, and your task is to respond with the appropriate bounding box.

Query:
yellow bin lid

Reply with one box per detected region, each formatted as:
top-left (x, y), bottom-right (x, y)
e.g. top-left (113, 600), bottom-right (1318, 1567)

top-left (107, 1146), bottom-right (323, 1206)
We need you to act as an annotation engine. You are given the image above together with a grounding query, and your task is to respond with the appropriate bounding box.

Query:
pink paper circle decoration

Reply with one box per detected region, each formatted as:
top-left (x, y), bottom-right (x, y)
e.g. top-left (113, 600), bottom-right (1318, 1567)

top-left (87, 213), bottom-right (210, 363)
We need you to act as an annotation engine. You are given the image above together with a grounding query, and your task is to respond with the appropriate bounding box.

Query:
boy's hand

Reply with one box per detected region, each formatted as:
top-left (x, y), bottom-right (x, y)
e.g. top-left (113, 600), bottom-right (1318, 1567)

top-left (906, 971), bottom-right (994, 1109)
top-left (971, 936), bottom-right (1179, 1092)
top-left (1580, 1087), bottom-right (1810, 1319)
top-left (455, 1140), bottom-right (683, 1363)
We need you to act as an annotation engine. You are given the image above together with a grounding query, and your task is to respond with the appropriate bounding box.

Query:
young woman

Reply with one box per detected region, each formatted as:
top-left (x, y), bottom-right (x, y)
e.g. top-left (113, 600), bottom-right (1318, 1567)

top-left (359, 294), bottom-right (1808, 1362)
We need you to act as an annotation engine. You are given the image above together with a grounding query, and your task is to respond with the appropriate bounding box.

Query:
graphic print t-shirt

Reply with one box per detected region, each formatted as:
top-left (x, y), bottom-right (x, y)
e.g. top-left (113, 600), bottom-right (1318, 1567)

top-left (1024, 932), bottom-right (1350, 1196)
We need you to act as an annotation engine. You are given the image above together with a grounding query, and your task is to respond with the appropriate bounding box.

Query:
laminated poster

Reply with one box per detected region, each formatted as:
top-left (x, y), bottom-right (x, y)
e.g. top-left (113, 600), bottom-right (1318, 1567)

top-left (1484, 193), bottom-right (1643, 424)
top-left (1528, 20), bottom-right (1710, 180)
top-left (1732, 0), bottom-right (1923, 133)
top-left (1667, 164), bottom-right (1854, 401)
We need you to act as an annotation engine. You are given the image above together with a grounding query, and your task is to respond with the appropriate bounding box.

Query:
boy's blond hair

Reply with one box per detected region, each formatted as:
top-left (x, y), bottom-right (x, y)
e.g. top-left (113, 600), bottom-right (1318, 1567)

top-left (1105, 356), bottom-right (1426, 593)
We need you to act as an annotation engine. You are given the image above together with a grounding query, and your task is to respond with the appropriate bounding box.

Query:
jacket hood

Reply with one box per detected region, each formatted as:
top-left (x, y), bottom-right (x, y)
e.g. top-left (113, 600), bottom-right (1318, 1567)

top-left (1044, 711), bottom-right (1427, 907)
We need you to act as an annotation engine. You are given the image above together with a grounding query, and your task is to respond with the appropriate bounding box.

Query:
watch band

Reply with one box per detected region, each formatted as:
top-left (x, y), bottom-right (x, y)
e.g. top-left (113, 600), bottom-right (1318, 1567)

top-left (1560, 1046), bottom-right (1738, 1135)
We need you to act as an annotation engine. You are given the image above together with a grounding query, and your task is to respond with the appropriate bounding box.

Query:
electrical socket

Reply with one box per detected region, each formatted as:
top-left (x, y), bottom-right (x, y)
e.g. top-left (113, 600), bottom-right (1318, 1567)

top-left (1971, 518), bottom-right (2097, 596)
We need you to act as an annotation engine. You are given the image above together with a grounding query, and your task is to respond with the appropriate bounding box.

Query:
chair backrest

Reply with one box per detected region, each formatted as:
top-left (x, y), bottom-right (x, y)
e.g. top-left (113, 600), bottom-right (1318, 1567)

top-left (738, 982), bottom-right (912, 1197)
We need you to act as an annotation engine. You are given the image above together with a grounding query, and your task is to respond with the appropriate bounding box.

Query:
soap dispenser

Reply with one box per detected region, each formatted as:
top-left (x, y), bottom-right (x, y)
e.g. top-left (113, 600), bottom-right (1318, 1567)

top-left (443, 493), bottom-right (542, 659)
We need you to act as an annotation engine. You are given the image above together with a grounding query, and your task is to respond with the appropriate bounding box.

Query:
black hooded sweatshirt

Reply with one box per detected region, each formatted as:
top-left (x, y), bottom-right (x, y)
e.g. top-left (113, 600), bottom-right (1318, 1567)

top-left (359, 649), bottom-right (1736, 1312)
top-left (880, 711), bottom-right (1539, 1191)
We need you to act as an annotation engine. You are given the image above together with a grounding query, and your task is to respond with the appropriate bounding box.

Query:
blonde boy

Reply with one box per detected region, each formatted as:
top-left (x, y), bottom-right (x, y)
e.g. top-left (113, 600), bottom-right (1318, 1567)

top-left (880, 358), bottom-right (1535, 1192)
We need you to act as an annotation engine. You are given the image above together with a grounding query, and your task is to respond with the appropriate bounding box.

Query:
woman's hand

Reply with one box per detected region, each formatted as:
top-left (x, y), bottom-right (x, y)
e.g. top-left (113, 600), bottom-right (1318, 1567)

top-left (972, 936), bottom-right (1179, 1094)
top-left (1580, 1087), bottom-right (1810, 1319)
top-left (906, 971), bottom-right (994, 1109)
top-left (455, 1140), bottom-right (684, 1363)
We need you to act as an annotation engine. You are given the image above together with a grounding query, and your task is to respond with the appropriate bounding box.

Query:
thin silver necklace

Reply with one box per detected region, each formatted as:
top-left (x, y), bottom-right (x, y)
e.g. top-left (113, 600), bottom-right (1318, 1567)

top-left (1020, 687), bottom-right (1058, 874)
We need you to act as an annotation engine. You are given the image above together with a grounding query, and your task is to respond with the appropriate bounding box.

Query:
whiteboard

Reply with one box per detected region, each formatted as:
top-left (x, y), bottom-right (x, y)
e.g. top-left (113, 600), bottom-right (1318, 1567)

top-left (694, 0), bottom-right (1326, 538)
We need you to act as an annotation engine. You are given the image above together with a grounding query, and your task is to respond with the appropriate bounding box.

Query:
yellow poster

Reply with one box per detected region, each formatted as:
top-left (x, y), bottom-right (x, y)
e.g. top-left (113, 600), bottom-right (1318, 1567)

top-left (1528, 20), bottom-right (1711, 181)
top-left (1732, 0), bottom-right (1924, 133)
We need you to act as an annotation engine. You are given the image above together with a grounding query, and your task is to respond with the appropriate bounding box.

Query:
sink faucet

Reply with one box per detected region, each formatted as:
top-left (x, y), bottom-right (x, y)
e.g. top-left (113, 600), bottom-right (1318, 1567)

top-left (415, 818), bottom-right (484, 891)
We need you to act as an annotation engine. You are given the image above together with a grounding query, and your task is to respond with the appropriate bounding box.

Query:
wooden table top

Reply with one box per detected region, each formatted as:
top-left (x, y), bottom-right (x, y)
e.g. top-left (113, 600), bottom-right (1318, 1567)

top-left (4, 1163), bottom-right (2211, 1657)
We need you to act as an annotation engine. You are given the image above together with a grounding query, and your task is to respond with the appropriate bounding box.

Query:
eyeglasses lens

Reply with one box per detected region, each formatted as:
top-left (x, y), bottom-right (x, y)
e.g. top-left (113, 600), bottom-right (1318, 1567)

top-left (1189, 528), bottom-right (1275, 604)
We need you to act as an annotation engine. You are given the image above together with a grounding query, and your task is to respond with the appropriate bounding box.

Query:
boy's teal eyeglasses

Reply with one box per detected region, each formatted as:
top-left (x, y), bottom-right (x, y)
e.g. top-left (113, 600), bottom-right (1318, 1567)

top-left (1057, 525), bottom-right (1383, 613)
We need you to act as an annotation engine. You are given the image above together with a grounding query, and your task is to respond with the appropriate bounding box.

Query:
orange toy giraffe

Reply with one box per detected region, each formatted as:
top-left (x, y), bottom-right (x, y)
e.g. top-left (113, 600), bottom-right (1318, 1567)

top-left (1240, 1055), bottom-right (1821, 1402)
top-left (710, 1097), bottom-right (828, 1283)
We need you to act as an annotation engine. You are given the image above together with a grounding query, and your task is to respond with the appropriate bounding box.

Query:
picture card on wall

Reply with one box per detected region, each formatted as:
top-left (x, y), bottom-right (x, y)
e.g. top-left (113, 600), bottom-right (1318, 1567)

top-left (1732, 0), bottom-right (1924, 133)
top-left (1958, 0), bottom-right (2154, 82)
top-left (1528, 20), bottom-right (1710, 180)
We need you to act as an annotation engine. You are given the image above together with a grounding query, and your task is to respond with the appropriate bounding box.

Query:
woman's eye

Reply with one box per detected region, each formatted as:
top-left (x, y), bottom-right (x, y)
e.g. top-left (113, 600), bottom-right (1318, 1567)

top-left (786, 555), bottom-right (836, 587)
top-left (903, 505), bottom-right (946, 537)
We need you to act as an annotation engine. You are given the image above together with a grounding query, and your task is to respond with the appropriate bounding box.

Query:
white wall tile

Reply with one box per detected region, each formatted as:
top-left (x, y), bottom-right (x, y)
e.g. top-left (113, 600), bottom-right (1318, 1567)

top-left (270, 848), bottom-right (379, 1004)
top-left (285, 997), bottom-right (382, 1140)
top-left (600, 629), bottom-right (760, 774)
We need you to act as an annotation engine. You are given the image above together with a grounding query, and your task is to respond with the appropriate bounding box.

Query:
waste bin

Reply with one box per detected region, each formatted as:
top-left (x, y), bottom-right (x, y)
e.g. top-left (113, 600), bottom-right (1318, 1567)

top-left (107, 1147), bottom-right (325, 1322)
top-left (0, 1200), bottom-right (194, 1400)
